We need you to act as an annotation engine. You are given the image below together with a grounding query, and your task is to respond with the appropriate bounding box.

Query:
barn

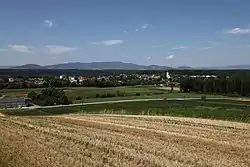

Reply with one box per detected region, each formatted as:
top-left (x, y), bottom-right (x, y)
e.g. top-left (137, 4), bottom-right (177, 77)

top-left (0, 97), bottom-right (28, 109)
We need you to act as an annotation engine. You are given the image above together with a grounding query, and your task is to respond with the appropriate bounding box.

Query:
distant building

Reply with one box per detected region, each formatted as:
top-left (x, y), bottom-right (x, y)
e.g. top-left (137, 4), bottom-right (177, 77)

top-left (166, 72), bottom-right (171, 79)
top-left (69, 77), bottom-right (77, 83)
top-left (78, 76), bottom-right (87, 83)
top-left (8, 78), bottom-right (14, 82)
top-left (0, 97), bottom-right (28, 109)
top-left (60, 75), bottom-right (65, 80)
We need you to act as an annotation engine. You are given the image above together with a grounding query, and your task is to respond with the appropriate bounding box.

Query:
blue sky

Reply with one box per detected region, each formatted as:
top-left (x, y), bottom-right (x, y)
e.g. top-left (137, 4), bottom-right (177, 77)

top-left (0, 0), bottom-right (250, 67)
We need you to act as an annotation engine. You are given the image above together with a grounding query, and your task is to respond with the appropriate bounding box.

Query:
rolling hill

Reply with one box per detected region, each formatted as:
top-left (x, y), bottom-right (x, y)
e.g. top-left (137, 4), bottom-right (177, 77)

top-left (8, 62), bottom-right (250, 70)
top-left (10, 64), bottom-right (46, 69)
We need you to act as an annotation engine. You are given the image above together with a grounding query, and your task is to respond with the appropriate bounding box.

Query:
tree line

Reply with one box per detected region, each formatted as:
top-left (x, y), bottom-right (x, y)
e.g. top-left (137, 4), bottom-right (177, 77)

top-left (180, 76), bottom-right (250, 97)
top-left (28, 87), bottom-right (71, 106)
top-left (0, 75), bottom-right (164, 89)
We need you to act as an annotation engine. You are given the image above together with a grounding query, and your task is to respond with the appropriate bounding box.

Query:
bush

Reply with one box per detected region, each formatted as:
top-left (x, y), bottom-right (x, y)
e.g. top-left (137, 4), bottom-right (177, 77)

top-left (135, 93), bottom-right (141, 96)
top-left (30, 87), bottom-right (71, 106)
top-left (76, 96), bottom-right (82, 100)
top-left (106, 92), bottom-right (115, 98)
top-left (201, 96), bottom-right (206, 101)
top-left (116, 90), bottom-right (125, 97)
top-left (28, 91), bottom-right (38, 100)
top-left (154, 92), bottom-right (164, 95)
top-left (96, 94), bottom-right (100, 98)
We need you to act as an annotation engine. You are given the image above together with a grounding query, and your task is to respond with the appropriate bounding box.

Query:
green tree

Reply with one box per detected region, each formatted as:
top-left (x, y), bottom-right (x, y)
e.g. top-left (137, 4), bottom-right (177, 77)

top-left (28, 91), bottom-right (38, 100)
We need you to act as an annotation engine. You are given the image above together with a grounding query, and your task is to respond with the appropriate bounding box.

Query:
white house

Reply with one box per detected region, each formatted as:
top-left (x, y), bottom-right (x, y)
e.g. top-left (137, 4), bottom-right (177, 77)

top-left (8, 78), bottom-right (14, 82)
top-left (69, 77), bottom-right (77, 83)
top-left (166, 72), bottom-right (171, 79)
top-left (59, 75), bottom-right (64, 79)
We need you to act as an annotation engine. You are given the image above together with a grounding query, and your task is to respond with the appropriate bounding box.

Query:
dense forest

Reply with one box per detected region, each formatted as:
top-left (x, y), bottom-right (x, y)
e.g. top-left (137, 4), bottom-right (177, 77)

top-left (180, 75), bottom-right (250, 97)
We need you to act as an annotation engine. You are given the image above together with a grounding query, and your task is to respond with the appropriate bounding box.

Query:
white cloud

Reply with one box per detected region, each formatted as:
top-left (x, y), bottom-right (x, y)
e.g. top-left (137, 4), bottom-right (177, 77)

top-left (172, 46), bottom-right (188, 50)
top-left (91, 40), bottom-right (124, 46)
top-left (136, 29), bottom-right (139, 32)
top-left (142, 24), bottom-right (149, 29)
top-left (8, 45), bottom-right (32, 53)
top-left (165, 54), bottom-right (174, 60)
top-left (199, 47), bottom-right (212, 50)
top-left (45, 45), bottom-right (77, 55)
top-left (225, 28), bottom-right (250, 34)
top-left (44, 20), bottom-right (54, 28)
top-left (147, 56), bottom-right (152, 60)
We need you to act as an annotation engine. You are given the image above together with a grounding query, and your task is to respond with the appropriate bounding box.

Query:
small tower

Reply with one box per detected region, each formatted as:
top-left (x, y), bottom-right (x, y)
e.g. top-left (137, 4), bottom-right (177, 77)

top-left (166, 72), bottom-right (171, 80)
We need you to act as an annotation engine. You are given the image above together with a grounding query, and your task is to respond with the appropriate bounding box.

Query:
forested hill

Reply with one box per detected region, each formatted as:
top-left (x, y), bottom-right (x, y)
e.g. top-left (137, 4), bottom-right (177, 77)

top-left (10, 62), bottom-right (172, 70)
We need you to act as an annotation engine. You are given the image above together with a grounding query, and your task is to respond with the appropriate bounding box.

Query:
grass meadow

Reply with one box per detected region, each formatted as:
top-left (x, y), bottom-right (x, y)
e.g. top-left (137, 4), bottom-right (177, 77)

top-left (0, 86), bottom-right (225, 101)
top-left (2, 99), bottom-right (250, 122)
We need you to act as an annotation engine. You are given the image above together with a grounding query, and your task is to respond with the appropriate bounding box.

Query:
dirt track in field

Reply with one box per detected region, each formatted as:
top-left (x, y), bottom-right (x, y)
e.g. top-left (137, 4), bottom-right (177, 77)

top-left (0, 113), bottom-right (5, 117)
top-left (0, 115), bottom-right (249, 167)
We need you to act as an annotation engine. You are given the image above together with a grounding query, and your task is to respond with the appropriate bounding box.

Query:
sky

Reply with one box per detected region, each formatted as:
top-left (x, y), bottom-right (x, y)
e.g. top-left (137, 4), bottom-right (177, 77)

top-left (0, 0), bottom-right (250, 67)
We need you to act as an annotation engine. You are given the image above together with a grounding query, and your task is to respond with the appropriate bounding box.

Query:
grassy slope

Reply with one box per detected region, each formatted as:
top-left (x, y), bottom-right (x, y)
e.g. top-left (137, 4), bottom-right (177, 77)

top-left (2, 99), bottom-right (250, 122)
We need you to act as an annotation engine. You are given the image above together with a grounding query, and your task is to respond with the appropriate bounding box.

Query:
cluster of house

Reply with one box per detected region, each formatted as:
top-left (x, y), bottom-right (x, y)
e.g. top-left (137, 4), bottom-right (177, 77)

top-left (3, 71), bottom-right (173, 85)
top-left (60, 72), bottom-right (171, 84)
top-left (7, 77), bottom-right (45, 86)
top-left (188, 75), bottom-right (217, 78)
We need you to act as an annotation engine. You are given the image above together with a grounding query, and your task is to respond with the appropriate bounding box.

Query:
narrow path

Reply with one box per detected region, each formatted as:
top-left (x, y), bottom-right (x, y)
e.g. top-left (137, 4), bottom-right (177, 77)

top-left (0, 113), bottom-right (5, 117)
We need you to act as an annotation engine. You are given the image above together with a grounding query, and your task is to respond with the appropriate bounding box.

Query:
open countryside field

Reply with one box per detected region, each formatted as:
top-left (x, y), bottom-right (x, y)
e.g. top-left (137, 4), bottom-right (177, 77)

top-left (63, 86), bottom-right (225, 102)
top-left (0, 115), bottom-right (249, 167)
top-left (0, 86), bottom-right (224, 102)
top-left (2, 99), bottom-right (250, 122)
top-left (0, 88), bottom-right (43, 98)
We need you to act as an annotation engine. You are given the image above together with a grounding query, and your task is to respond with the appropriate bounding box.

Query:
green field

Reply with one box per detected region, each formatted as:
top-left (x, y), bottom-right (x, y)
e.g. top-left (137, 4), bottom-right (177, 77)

top-left (2, 99), bottom-right (250, 122)
top-left (0, 86), bottom-right (225, 102)
top-left (0, 88), bottom-right (40, 98)
top-left (61, 86), bottom-right (226, 103)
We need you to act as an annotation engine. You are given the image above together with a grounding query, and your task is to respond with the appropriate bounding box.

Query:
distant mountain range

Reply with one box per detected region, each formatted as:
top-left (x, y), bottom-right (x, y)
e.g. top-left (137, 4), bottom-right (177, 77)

top-left (202, 65), bottom-right (250, 70)
top-left (5, 62), bottom-right (250, 70)
top-left (10, 62), bottom-right (172, 70)
top-left (0, 65), bottom-right (14, 69)
top-left (10, 64), bottom-right (46, 69)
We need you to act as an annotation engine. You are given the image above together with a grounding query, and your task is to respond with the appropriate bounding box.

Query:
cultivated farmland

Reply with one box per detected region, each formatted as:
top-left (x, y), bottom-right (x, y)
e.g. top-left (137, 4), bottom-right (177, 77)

top-left (0, 115), bottom-right (249, 167)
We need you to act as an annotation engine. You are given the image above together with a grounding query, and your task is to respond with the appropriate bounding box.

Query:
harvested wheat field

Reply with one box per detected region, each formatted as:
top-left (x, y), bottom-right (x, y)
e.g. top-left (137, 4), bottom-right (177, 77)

top-left (0, 113), bottom-right (5, 117)
top-left (0, 115), bottom-right (250, 167)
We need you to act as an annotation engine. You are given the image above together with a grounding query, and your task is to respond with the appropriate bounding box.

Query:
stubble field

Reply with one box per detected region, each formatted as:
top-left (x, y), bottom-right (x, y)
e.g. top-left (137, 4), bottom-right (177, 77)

top-left (0, 114), bottom-right (249, 167)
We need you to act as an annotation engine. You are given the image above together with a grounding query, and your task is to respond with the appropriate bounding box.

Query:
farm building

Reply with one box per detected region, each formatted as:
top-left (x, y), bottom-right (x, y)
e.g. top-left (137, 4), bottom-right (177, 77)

top-left (0, 97), bottom-right (28, 109)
